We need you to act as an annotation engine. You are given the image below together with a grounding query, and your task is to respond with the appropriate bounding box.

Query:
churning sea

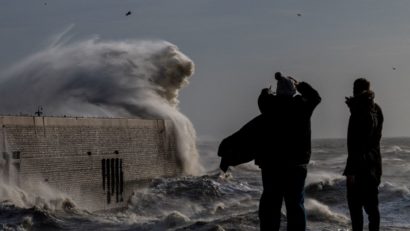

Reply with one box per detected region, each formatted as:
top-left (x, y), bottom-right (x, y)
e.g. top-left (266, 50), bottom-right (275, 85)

top-left (1, 138), bottom-right (409, 231)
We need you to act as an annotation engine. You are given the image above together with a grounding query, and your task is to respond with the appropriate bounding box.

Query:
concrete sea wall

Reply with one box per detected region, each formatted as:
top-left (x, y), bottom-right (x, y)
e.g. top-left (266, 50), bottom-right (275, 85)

top-left (0, 116), bottom-right (181, 211)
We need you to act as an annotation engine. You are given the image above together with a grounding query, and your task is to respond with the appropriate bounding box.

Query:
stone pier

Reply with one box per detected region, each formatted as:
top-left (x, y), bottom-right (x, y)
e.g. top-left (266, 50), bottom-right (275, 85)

top-left (0, 116), bottom-right (181, 211)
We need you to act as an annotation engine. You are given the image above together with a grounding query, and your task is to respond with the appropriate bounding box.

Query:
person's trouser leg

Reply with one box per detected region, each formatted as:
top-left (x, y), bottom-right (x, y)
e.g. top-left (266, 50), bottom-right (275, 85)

top-left (347, 177), bottom-right (364, 231)
top-left (363, 181), bottom-right (380, 231)
top-left (284, 166), bottom-right (307, 231)
top-left (259, 169), bottom-right (283, 231)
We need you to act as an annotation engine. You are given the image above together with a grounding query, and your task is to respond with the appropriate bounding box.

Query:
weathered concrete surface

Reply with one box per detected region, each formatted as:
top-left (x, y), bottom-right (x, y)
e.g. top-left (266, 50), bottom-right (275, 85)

top-left (0, 116), bottom-right (181, 211)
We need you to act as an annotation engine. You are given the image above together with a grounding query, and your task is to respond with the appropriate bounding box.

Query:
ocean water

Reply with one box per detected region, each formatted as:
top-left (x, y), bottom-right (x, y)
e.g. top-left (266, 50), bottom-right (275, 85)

top-left (1, 138), bottom-right (409, 231)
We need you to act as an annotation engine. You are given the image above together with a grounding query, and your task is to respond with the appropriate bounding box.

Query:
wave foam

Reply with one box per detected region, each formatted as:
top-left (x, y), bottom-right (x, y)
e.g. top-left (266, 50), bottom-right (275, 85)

top-left (0, 38), bottom-right (202, 175)
top-left (305, 199), bottom-right (348, 223)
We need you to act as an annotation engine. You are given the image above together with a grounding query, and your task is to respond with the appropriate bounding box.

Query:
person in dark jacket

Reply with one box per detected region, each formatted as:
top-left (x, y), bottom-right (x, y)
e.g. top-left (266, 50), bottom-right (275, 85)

top-left (344, 78), bottom-right (384, 231)
top-left (256, 72), bottom-right (321, 231)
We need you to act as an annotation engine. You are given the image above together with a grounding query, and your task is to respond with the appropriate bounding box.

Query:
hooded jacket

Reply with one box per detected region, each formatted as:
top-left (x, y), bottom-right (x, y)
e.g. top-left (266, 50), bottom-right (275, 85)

top-left (343, 91), bottom-right (384, 184)
top-left (255, 82), bottom-right (321, 168)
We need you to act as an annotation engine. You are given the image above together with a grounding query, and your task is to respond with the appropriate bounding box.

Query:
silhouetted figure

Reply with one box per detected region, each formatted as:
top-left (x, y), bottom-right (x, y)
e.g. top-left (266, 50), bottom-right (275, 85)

top-left (344, 78), bottom-right (383, 231)
top-left (256, 72), bottom-right (321, 231)
top-left (35, 106), bottom-right (43, 116)
top-left (125, 11), bottom-right (132, 16)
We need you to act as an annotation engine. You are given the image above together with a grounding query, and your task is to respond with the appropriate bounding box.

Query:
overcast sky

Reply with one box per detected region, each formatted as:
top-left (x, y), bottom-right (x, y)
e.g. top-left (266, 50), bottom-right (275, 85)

top-left (1, 0), bottom-right (410, 139)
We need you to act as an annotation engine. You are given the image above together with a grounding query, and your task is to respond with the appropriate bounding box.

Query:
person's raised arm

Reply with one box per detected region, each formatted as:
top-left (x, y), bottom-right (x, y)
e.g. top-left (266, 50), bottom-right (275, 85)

top-left (294, 81), bottom-right (321, 115)
top-left (258, 87), bottom-right (274, 115)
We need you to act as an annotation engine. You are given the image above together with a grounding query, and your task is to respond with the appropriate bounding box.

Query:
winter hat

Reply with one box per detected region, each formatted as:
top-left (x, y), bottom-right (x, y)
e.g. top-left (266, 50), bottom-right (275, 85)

top-left (275, 72), bottom-right (296, 97)
top-left (353, 78), bottom-right (370, 96)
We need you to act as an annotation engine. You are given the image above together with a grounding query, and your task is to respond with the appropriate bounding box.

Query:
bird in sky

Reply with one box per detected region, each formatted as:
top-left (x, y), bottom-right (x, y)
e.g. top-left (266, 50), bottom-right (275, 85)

top-left (126, 11), bottom-right (132, 16)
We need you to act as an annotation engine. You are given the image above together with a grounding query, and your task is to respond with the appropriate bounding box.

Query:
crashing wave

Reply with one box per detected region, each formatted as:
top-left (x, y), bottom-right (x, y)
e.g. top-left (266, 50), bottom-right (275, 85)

top-left (0, 39), bottom-right (202, 175)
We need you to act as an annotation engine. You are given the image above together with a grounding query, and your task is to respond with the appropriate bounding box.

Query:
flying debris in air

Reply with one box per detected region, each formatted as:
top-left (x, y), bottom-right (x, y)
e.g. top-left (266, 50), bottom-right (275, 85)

top-left (126, 11), bottom-right (132, 16)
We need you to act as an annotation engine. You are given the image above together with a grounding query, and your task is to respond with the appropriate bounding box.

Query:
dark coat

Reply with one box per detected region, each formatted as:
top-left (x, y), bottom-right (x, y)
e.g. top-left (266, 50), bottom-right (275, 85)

top-left (255, 82), bottom-right (321, 168)
top-left (343, 91), bottom-right (384, 185)
top-left (218, 114), bottom-right (267, 172)
top-left (218, 82), bottom-right (320, 172)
